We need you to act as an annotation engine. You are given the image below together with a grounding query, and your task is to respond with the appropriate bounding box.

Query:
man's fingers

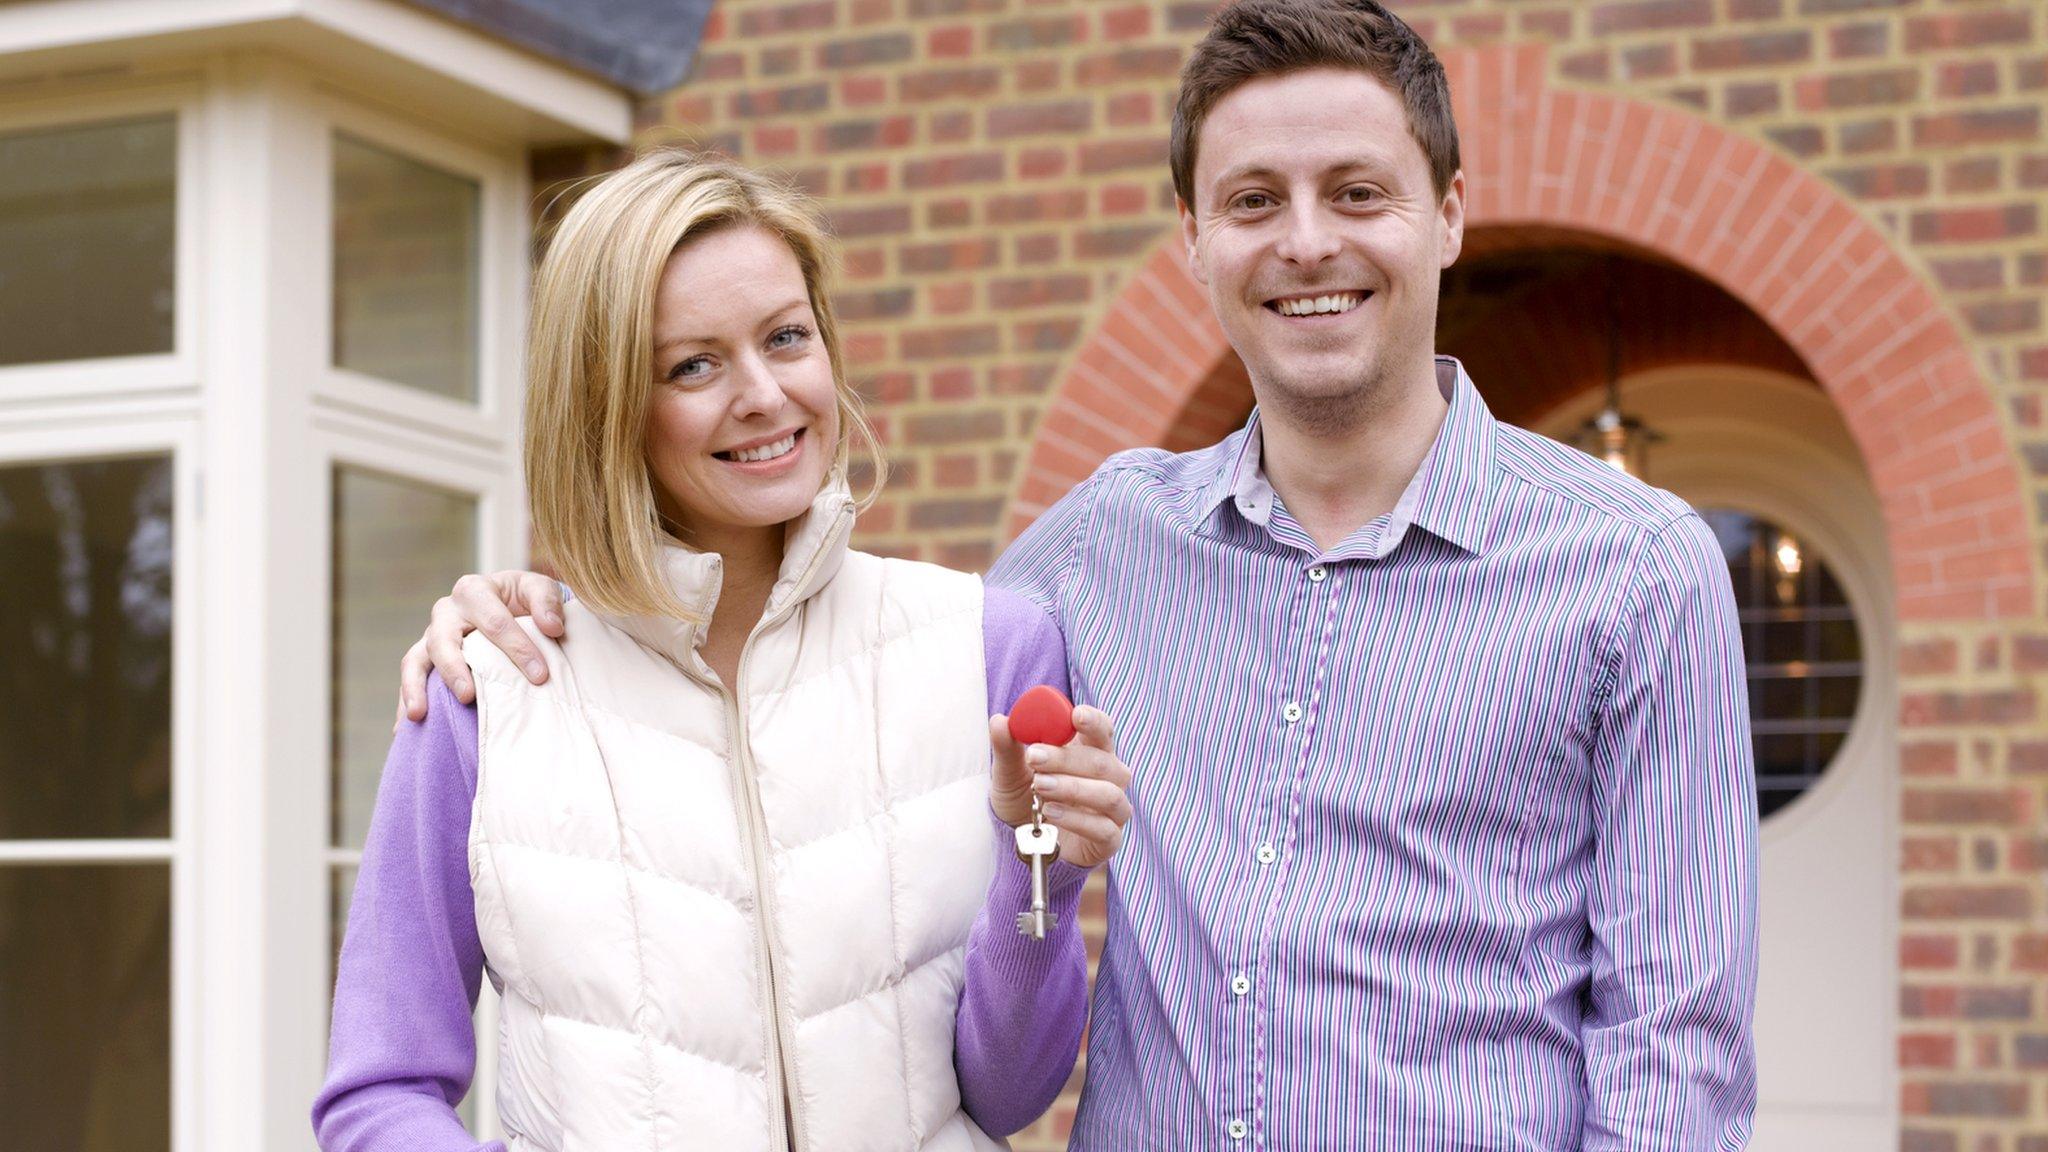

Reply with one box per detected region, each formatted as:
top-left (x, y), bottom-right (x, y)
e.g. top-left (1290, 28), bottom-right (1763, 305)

top-left (510, 571), bottom-right (566, 638)
top-left (398, 638), bottom-right (432, 724)
top-left (452, 575), bottom-right (547, 685)
top-left (1039, 804), bottom-right (1122, 867)
top-left (1024, 741), bottom-right (1131, 791)
top-left (1073, 704), bottom-right (1116, 755)
top-left (1030, 773), bottom-right (1132, 827)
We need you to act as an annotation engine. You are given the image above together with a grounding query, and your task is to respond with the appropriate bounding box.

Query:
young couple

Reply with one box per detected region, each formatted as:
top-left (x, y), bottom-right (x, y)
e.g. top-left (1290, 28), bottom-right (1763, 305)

top-left (318, 2), bottom-right (1759, 1149)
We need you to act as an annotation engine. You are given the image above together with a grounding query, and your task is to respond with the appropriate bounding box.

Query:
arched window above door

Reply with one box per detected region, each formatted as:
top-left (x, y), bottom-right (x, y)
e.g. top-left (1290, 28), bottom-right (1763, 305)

top-left (1700, 508), bottom-right (1865, 820)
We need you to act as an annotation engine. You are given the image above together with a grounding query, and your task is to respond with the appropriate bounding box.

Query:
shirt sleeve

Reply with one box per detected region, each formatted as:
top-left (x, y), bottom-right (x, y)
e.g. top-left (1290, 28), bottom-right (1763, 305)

top-left (985, 467), bottom-right (1103, 621)
top-left (1583, 512), bottom-right (1760, 1152)
top-left (953, 585), bottom-right (1091, 1137)
top-left (313, 672), bottom-right (502, 1152)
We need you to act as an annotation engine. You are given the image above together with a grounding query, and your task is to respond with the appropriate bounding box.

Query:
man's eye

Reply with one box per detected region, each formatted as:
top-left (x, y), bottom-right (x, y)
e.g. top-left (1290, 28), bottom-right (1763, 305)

top-left (1233, 193), bottom-right (1272, 211)
top-left (1343, 186), bottom-right (1377, 204)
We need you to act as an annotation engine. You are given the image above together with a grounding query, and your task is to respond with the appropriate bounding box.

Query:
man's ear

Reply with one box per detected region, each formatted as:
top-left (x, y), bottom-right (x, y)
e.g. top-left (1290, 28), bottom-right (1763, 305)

top-left (1439, 169), bottom-right (1465, 269)
top-left (1178, 196), bottom-right (1209, 285)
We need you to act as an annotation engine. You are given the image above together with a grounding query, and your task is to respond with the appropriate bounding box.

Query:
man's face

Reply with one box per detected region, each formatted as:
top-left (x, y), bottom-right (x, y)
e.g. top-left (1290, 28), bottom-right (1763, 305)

top-left (1181, 67), bottom-right (1463, 430)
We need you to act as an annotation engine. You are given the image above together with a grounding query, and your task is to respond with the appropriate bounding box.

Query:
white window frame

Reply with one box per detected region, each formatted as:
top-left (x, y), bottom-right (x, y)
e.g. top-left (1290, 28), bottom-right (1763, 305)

top-left (0, 410), bottom-right (202, 1152)
top-left (310, 93), bottom-right (527, 449)
top-left (316, 423), bottom-right (519, 1140)
top-left (0, 80), bottom-right (204, 404)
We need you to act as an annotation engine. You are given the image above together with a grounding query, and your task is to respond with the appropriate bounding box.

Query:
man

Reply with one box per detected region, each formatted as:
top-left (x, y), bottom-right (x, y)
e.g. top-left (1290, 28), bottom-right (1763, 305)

top-left (400, 1), bottom-right (1758, 1147)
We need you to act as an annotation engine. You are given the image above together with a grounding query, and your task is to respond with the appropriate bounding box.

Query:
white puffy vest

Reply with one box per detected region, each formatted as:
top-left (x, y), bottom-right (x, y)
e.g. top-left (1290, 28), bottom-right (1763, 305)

top-left (466, 488), bottom-right (1003, 1152)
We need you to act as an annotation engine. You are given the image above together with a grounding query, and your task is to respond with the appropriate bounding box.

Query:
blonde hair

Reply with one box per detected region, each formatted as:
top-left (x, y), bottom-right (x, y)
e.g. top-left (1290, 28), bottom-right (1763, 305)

top-left (524, 149), bottom-right (885, 620)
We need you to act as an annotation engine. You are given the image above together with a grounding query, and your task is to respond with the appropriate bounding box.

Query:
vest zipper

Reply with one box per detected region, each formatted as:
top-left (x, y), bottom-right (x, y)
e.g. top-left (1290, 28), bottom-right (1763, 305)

top-left (719, 506), bottom-right (852, 1152)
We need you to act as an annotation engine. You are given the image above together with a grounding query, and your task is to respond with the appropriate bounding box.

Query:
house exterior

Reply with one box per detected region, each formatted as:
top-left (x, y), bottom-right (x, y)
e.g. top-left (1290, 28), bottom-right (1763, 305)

top-left (1, 1), bottom-right (2042, 1150)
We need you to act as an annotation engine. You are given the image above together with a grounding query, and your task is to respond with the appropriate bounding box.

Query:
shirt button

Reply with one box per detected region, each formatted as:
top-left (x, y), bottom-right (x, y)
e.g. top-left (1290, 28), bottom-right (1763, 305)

top-left (1255, 843), bottom-right (1277, 865)
top-left (1308, 564), bottom-right (1328, 582)
top-left (1228, 1118), bottom-right (1249, 1140)
top-left (1230, 973), bottom-right (1251, 996)
top-left (1283, 702), bottom-right (1303, 723)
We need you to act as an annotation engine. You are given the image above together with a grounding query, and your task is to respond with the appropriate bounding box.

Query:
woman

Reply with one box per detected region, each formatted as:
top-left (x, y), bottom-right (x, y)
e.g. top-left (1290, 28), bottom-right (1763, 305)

top-left (315, 150), bottom-right (1131, 1151)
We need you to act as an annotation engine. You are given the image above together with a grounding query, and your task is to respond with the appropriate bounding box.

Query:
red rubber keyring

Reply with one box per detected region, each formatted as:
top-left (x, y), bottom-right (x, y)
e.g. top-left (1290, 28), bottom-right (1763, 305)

top-left (1009, 685), bottom-right (1077, 747)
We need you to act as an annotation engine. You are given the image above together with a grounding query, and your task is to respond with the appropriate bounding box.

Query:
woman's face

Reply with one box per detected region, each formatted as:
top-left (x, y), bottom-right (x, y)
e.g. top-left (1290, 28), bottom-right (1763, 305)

top-left (645, 223), bottom-right (840, 553)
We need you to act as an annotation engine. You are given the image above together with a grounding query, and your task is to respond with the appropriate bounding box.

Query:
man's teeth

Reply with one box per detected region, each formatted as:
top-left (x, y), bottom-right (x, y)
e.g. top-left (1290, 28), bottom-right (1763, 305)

top-left (725, 433), bottom-right (798, 463)
top-left (1274, 293), bottom-right (1364, 317)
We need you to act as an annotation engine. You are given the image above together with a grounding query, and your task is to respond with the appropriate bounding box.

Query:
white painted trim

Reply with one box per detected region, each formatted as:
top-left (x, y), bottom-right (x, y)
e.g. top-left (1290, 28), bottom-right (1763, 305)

top-left (309, 95), bottom-right (526, 447)
top-left (0, 85), bottom-right (204, 405)
top-left (0, 414), bottom-right (199, 1152)
top-left (0, 0), bottom-right (632, 143)
top-left (0, 840), bottom-right (177, 863)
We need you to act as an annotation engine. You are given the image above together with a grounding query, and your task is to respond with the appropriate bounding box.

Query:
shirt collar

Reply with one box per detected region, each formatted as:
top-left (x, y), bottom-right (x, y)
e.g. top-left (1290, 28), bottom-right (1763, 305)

top-left (1200, 356), bottom-right (1497, 557)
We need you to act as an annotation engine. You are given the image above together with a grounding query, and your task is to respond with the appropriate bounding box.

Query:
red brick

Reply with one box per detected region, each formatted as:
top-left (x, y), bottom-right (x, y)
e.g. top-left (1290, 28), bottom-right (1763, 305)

top-left (899, 324), bottom-right (1000, 360)
top-left (1079, 138), bottom-right (1167, 176)
top-left (986, 100), bottom-right (1094, 140)
top-left (1903, 884), bottom-right (2036, 920)
top-left (1076, 47), bottom-right (1183, 86)
top-left (1904, 787), bottom-right (2031, 827)
top-left (1590, 0), bottom-right (1713, 35)
top-left (1101, 5), bottom-right (1151, 39)
top-left (898, 67), bottom-right (1001, 102)
top-left (1691, 30), bottom-right (1812, 71)
top-left (987, 14), bottom-right (1082, 52)
top-left (988, 274), bottom-right (1092, 309)
top-left (1909, 204), bottom-right (2039, 245)
top-left (901, 151), bottom-right (1006, 189)
top-left (1939, 61), bottom-right (2003, 101)
top-left (1902, 1031), bottom-right (1960, 1069)
top-left (1914, 108), bottom-right (2043, 149)
top-left (1796, 68), bottom-right (1919, 111)
top-left (1906, 11), bottom-right (2036, 53)
top-left (816, 32), bottom-right (912, 69)
top-left (1827, 162), bottom-right (1930, 199)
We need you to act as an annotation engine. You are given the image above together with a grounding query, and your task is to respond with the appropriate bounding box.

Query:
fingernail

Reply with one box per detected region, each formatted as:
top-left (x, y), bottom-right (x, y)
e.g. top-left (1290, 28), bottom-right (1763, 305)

top-left (1041, 802), bottom-right (1066, 820)
top-left (1025, 747), bottom-right (1049, 768)
top-left (453, 678), bottom-right (470, 696)
top-left (524, 660), bottom-right (545, 678)
top-left (1031, 773), bottom-right (1053, 792)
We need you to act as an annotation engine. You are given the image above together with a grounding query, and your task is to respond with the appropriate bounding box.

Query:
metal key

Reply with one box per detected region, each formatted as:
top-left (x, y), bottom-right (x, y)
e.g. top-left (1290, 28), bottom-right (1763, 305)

top-left (1015, 796), bottom-right (1061, 939)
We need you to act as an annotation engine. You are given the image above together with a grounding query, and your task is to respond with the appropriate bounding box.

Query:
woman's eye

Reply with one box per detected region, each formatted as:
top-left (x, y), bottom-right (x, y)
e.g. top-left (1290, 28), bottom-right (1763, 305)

top-left (669, 357), bottom-right (710, 381)
top-left (768, 324), bottom-right (811, 350)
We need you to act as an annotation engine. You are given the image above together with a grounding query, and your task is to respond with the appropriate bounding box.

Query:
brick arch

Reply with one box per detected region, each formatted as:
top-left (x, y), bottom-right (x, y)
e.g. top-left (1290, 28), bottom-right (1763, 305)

top-left (1008, 43), bottom-right (2033, 621)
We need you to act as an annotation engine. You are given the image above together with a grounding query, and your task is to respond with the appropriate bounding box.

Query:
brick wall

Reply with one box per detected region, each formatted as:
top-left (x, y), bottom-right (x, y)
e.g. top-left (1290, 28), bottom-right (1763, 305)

top-left (608, 1), bottom-right (2048, 1146)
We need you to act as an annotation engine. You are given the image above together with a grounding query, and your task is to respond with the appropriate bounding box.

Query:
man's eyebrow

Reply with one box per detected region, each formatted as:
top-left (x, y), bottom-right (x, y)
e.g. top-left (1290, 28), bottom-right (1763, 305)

top-left (1209, 157), bottom-right (1393, 190)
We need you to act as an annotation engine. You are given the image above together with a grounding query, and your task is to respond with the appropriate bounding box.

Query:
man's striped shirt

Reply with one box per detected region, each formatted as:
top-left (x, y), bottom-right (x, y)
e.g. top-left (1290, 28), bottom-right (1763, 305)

top-left (989, 357), bottom-right (1757, 1151)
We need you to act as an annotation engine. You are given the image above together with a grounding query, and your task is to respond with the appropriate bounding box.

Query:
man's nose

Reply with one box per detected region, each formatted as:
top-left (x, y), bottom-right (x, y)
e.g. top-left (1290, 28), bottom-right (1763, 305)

top-left (1275, 202), bottom-right (1341, 268)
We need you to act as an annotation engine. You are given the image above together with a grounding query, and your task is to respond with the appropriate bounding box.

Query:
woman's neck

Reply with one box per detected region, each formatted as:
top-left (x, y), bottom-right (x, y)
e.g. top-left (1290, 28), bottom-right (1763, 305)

top-left (684, 520), bottom-right (785, 687)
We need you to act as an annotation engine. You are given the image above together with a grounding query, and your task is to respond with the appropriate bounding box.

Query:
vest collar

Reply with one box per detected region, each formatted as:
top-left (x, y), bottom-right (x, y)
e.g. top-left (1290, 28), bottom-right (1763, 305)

top-left (602, 474), bottom-right (857, 668)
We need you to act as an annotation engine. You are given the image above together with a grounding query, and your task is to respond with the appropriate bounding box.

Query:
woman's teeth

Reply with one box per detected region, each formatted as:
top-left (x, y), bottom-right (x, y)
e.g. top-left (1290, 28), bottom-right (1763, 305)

top-left (1274, 293), bottom-right (1364, 317)
top-left (722, 433), bottom-right (798, 463)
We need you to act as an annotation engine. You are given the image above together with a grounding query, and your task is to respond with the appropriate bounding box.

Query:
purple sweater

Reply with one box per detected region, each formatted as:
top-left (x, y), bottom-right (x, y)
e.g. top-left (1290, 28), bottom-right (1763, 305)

top-left (314, 587), bottom-right (1090, 1150)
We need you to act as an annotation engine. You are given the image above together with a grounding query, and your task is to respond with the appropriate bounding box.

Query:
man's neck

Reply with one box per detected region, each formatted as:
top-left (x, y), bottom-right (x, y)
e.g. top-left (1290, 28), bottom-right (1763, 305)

top-left (1256, 361), bottom-right (1450, 552)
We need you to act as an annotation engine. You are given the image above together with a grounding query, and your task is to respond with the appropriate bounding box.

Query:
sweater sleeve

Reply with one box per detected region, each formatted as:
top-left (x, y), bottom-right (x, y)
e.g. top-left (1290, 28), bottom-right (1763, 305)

top-left (954, 585), bottom-right (1092, 1137)
top-left (313, 672), bottom-right (503, 1152)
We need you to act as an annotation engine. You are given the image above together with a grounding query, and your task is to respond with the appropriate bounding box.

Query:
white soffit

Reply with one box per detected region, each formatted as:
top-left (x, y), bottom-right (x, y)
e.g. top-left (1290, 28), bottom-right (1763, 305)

top-left (0, 0), bottom-right (633, 144)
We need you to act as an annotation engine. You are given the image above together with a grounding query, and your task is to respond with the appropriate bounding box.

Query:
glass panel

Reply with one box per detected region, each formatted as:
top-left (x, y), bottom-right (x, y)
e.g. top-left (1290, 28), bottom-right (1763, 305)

top-left (1698, 507), bottom-right (1865, 821)
top-left (0, 117), bottom-right (176, 367)
top-left (0, 864), bottom-right (170, 1151)
top-left (0, 456), bottom-right (173, 839)
top-left (332, 467), bottom-right (477, 849)
top-left (332, 134), bottom-right (480, 401)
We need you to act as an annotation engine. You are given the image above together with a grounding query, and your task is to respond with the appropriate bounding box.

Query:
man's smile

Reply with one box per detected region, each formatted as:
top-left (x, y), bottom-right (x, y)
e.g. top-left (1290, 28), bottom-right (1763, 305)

top-left (1264, 290), bottom-right (1371, 318)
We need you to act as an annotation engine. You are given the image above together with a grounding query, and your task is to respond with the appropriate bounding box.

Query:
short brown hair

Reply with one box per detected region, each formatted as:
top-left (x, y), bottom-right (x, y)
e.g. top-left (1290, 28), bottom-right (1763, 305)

top-left (1170, 0), bottom-right (1460, 209)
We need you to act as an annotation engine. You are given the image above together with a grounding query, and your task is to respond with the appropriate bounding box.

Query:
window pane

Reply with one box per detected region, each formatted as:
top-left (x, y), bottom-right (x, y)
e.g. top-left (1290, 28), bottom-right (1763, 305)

top-left (0, 117), bottom-right (176, 368)
top-left (332, 468), bottom-right (477, 848)
top-left (332, 134), bottom-right (480, 401)
top-left (0, 456), bottom-right (173, 839)
top-left (0, 864), bottom-right (169, 1152)
top-left (1699, 507), bottom-right (1865, 821)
